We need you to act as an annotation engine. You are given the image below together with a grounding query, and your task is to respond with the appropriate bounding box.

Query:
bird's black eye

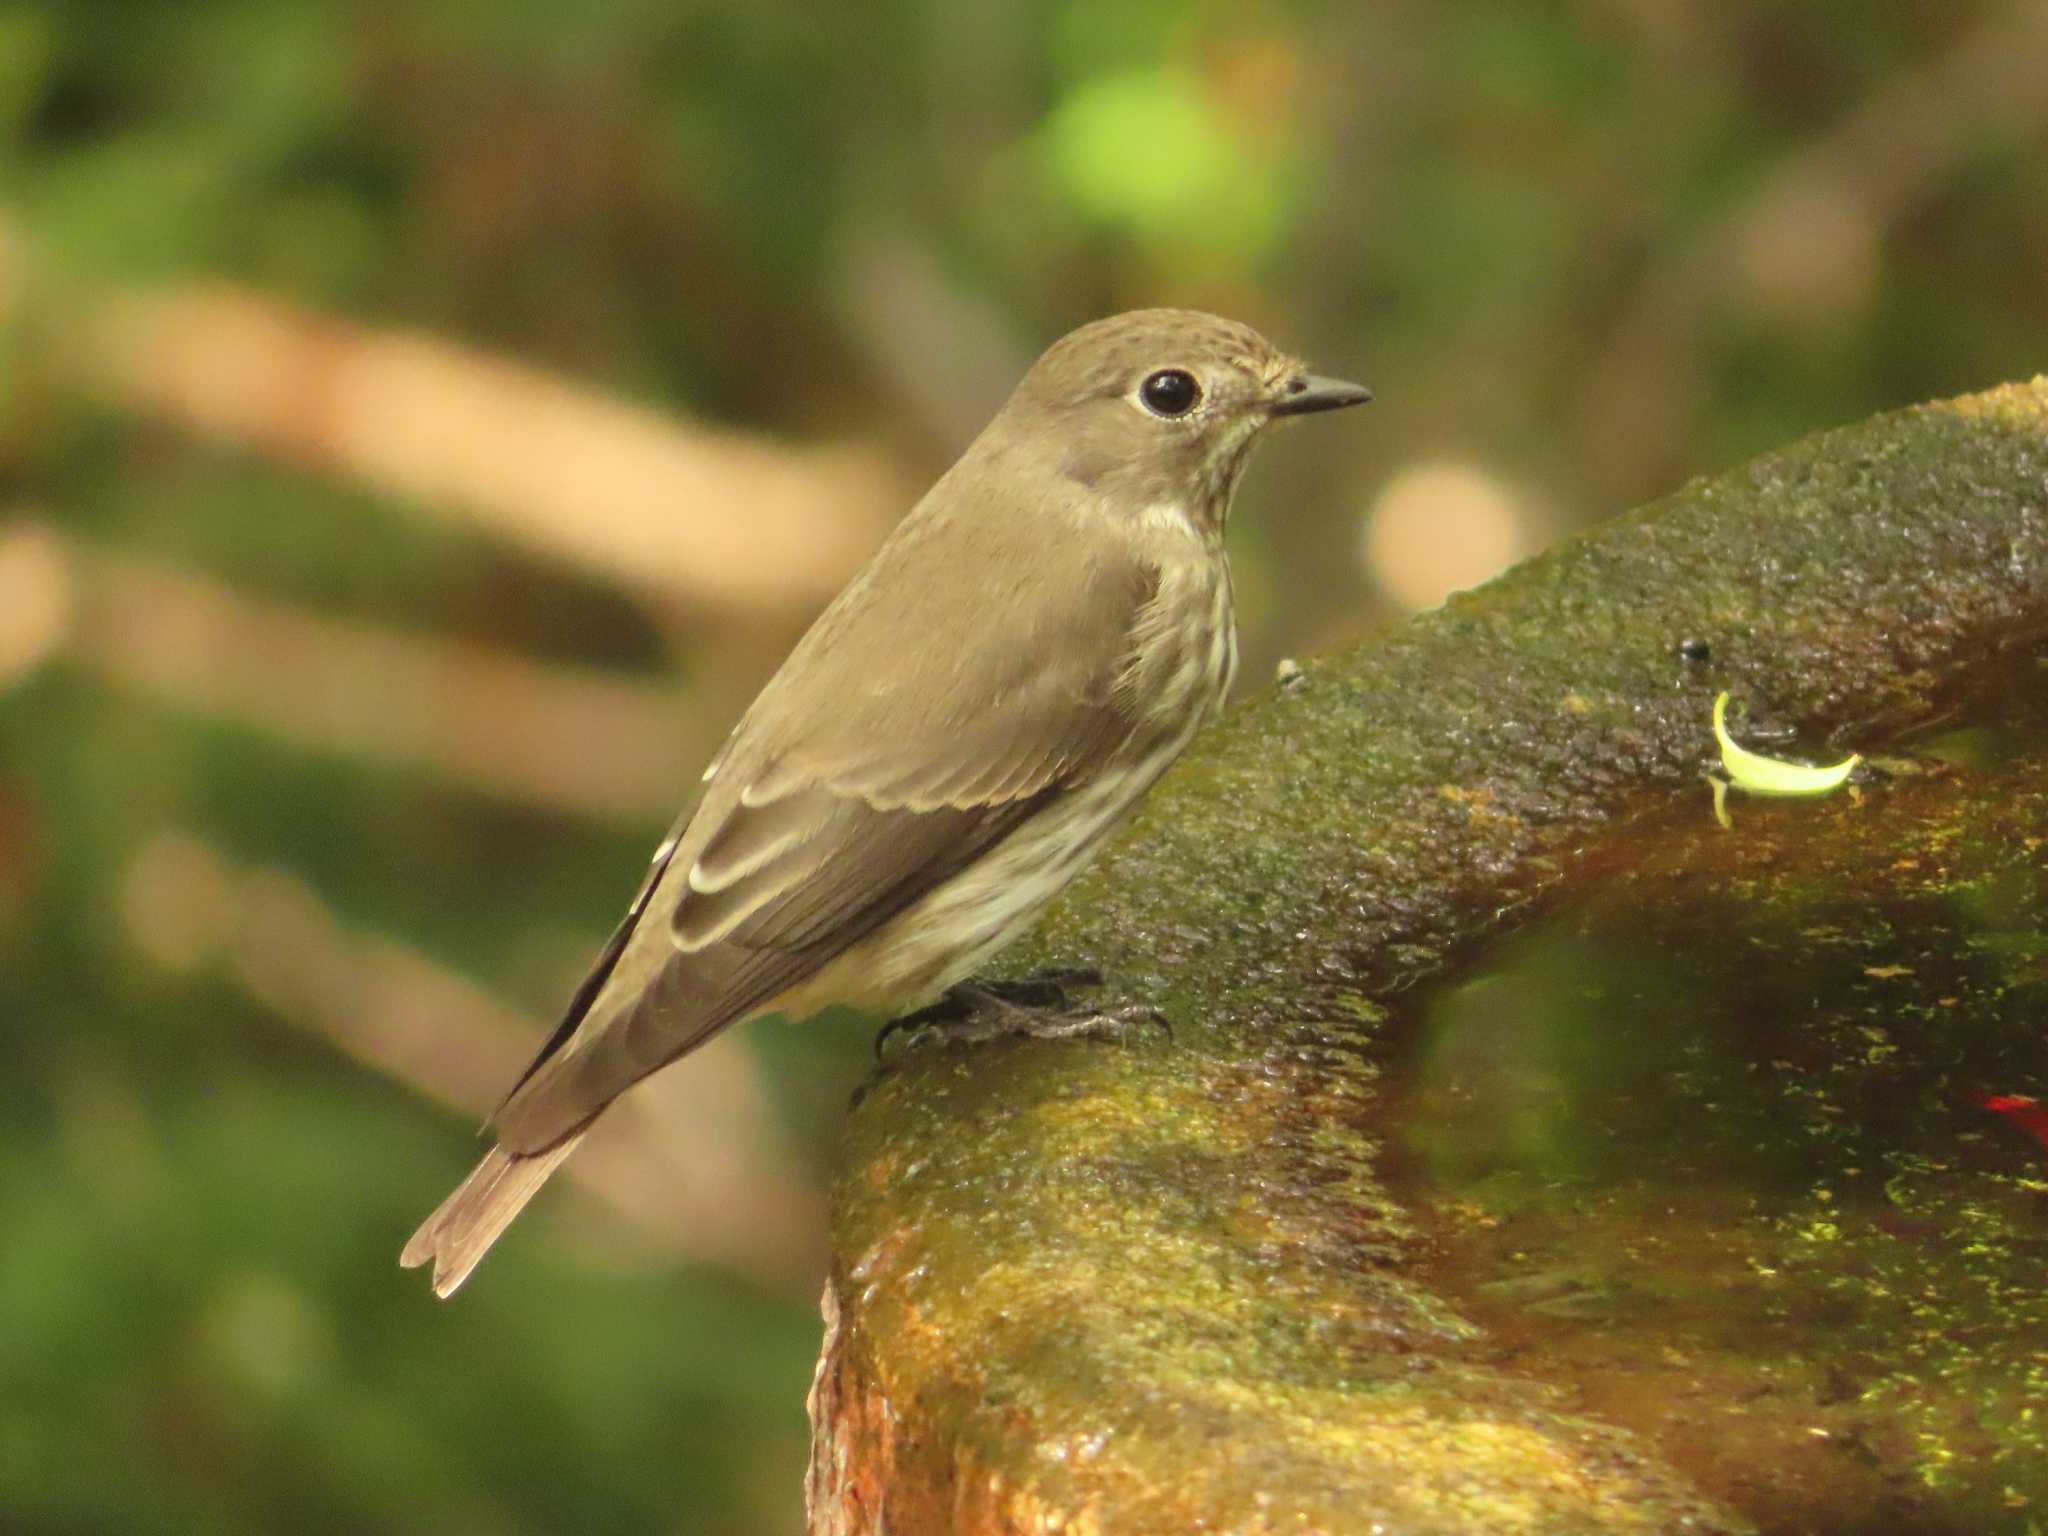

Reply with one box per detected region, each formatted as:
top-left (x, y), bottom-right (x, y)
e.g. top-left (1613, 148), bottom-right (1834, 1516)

top-left (1138, 368), bottom-right (1201, 417)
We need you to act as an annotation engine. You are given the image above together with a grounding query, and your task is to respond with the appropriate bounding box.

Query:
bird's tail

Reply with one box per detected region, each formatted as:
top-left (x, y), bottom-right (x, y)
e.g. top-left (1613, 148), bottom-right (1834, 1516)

top-left (399, 1132), bottom-right (584, 1298)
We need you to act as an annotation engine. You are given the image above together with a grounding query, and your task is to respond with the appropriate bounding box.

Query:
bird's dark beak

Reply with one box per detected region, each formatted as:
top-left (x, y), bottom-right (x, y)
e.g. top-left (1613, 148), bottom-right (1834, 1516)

top-left (1268, 373), bottom-right (1374, 416)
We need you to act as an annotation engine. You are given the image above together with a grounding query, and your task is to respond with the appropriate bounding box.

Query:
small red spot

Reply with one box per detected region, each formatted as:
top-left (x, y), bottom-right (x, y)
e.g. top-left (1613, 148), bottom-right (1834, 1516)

top-left (1979, 1093), bottom-right (2048, 1154)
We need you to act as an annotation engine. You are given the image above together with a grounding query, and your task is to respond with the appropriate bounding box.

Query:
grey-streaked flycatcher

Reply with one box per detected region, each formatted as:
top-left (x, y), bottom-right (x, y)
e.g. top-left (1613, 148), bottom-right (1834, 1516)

top-left (402, 309), bottom-right (1371, 1295)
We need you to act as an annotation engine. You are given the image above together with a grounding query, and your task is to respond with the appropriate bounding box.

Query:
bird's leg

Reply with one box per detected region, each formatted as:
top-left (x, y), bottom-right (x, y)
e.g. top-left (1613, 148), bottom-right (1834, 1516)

top-left (873, 969), bottom-right (1100, 1055)
top-left (874, 970), bottom-right (1165, 1059)
top-left (967, 966), bottom-right (1103, 1010)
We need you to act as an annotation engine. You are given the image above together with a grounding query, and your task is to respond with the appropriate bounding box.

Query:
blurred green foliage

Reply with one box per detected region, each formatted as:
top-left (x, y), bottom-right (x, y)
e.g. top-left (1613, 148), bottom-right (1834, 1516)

top-left (1, 2), bottom-right (2044, 1533)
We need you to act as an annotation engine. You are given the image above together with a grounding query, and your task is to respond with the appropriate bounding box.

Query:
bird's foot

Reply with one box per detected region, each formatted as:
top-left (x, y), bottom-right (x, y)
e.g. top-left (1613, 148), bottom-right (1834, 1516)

top-left (874, 972), bottom-right (1168, 1059)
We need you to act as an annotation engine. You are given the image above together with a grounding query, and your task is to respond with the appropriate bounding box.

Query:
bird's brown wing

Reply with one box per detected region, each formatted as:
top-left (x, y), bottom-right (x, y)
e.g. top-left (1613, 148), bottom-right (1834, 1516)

top-left (483, 807), bottom-right (689, 1122)
top-left (487, 528), bottom-right (1161, 1154)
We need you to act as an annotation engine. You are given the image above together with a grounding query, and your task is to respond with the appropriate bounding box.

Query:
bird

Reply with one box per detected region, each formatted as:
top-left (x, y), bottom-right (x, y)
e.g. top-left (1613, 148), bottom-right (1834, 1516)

top-left (400, 308), bottom-right (1371, 1295)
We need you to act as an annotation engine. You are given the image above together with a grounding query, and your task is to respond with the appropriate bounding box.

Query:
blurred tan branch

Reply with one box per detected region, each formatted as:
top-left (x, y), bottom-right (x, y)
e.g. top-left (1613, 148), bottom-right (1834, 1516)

top-left (1, 520), bottom-right (709, 823)
top-left (119, 828), bottom-right (828, 1295)
top-left (831, 221), bottom-right (1030, 450)
top-left (65, 282), bottom-right (905, 611)
top-left (1580, 0), bottom-right (2048, 497)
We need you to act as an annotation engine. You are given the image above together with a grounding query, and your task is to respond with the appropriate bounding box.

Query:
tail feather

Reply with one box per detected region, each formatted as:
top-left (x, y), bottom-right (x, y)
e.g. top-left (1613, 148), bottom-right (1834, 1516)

top-left (400, 1133), bottom-right (584, 1298)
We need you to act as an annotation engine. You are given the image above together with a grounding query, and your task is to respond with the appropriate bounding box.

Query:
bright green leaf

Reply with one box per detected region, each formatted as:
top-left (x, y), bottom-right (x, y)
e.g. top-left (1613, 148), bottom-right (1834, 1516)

top-left (1712, 691), bottom-right (1860, 797)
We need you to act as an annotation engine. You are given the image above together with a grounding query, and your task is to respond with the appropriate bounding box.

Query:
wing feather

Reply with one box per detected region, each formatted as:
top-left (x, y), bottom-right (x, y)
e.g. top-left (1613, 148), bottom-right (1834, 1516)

top-left (685, 791), bottom-right (834, 898)
top-left (487, 510), bottom-right (1168, 1155)
top-left (481, 813), bottom-right (686, 1131)
top-left (695, 793), bottom-right (1044, 953)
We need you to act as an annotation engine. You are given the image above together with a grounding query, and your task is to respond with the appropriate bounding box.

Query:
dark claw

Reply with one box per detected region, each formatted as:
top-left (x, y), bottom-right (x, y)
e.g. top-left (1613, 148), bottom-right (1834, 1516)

top-left (1076, 1003), bottom-right (1173, 1045)
top-left (872, 1005), bottom-right (957, 1062)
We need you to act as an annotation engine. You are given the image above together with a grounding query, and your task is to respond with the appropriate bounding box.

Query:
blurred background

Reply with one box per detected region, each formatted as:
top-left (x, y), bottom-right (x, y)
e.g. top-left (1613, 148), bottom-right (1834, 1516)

top-left (1, 2), bottom-right (2044, 1531)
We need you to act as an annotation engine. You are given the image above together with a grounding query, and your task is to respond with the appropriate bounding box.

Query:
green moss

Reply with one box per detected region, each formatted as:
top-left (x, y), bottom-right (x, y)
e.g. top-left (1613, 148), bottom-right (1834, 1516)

top-left (830, 381), bottom-right (2048, 1531)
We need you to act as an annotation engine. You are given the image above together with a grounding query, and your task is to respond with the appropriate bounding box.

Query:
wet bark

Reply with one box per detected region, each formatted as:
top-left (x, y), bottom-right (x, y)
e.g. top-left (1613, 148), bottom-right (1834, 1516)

top-left (807, 381), bottom-right (2048, 1536)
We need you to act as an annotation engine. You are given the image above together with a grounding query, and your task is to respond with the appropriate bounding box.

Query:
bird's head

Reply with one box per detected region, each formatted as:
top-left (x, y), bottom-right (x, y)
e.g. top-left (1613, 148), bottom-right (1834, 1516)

top-left (992, 308), bottom-right (1371, 540)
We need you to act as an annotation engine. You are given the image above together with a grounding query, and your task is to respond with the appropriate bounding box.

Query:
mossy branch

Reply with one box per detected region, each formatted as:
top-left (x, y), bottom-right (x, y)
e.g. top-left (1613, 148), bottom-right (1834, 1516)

top-left (807, 381), bottom-right (2048, 1536)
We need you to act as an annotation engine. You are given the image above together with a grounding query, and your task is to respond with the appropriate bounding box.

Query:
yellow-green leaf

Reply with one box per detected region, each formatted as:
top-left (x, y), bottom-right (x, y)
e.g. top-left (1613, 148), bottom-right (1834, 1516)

top-left (1712, 692), bottom-right (1861, 797)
